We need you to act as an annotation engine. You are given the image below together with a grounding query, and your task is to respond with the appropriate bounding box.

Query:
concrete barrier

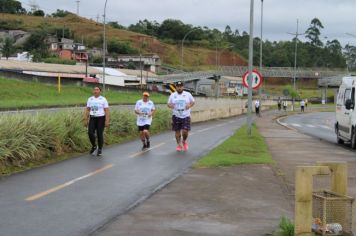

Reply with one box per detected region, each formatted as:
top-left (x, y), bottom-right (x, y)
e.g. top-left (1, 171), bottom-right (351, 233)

top-left (190, 97), bottom-right (275, 123)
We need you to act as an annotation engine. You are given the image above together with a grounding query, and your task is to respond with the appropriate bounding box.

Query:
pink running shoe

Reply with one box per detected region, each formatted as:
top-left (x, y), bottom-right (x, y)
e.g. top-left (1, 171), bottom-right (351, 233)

top-left (176, 145), bottom-right (182, 151)
top-left (183, 142), bottom-right (188, 151)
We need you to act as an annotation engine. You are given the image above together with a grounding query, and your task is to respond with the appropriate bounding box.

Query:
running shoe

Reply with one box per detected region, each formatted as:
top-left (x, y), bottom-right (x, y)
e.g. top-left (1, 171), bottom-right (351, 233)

top-left (90, 146), bottom-right (97, 155)
top-left (142, 143), bottom-right (147, 151)
top-left (146, 141), bottom-right (150, 149)
top-left (183, 142), bottom-right (189, 151)
top-left (176, 145), bottom-right (182, 151)
top-left (97, 149), bottom-right (102, 156)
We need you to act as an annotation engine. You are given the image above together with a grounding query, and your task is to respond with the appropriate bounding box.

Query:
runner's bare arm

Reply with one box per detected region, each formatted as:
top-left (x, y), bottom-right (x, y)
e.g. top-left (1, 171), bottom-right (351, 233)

top-left (84, 107), bottom-right (90, 127)
top-left (104, 108), bottom-right (110, 127)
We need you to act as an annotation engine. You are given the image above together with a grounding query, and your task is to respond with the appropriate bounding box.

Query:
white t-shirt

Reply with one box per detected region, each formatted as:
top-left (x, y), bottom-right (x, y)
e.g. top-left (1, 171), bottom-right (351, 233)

top-left (87, 96), bottom-right (109, 117)
top-left (168, 91), bottom-right (195, 118)
top-left (255, 100), bottom-right (260, 108)
top-left (300, 100), bottom-right (305, 106)
top-left (135, 99), bottom-right (155, 126)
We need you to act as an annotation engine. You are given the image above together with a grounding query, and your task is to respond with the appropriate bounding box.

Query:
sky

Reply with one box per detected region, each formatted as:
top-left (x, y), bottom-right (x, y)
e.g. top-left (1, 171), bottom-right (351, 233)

top-left (19, 0), bottom-right (356, 46)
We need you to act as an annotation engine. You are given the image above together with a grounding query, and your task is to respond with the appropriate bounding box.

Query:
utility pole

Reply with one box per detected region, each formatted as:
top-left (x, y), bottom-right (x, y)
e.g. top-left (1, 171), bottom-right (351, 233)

top-left (103, 0), bottom-right (108, 93)
top-left (287, 19), bottom-right (304, 111)
top-left (76, 0), bottom-right (80, 16)
top-left (259, 0), bottom-right (264, 97)
top-left (247, 0), bottom-right (254, 135)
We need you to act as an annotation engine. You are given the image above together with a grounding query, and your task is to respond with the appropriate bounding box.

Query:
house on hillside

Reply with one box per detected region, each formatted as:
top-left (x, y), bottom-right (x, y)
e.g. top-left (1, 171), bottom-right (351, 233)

top-left (107, 54), bottom-right (161, 72)
top-left (49, 37), bottom-right (88, 63)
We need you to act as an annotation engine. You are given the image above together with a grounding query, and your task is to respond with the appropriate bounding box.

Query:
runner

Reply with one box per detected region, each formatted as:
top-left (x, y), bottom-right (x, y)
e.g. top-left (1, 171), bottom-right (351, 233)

top-left (84, 86), bottom-right (110, 156)
top-left (135, 91), bottom-right (155, 150)
top-left (167, 81), bottom-right (195, 151)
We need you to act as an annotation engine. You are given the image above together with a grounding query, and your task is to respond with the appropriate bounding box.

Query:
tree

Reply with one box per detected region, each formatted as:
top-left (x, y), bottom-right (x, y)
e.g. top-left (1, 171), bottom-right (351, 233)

top-left (344, 44), bottom-right (356, 70)
top-left (51, 9), bottom-right (71, 17)
top-left (108, 21), bottom-right (125, 30)
top-left (0, 37), bottom-right (15, 59)
top-left (32, 9), bottom-right (45, 16)
top-left (107, 40), bottom-right (138, 54)
top-left (0, 0), bottom-right (26, 14)
top-left (305, 18), bottom-right (324, 47)
top-left (23, 30), bottom-right (49, 61)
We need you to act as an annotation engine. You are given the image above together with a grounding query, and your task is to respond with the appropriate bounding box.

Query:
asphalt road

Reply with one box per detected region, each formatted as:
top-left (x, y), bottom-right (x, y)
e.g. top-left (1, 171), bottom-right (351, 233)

top-left (0, 116), bottom-right (246, 236)
top-left (280, 112), bottom-right (336, 143)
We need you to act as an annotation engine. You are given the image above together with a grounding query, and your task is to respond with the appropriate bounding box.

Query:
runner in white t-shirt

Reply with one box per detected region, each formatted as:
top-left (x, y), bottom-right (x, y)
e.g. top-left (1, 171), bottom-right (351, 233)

top-left (84, 86), bottom-right (109, 156)
top-left (135, 91), bottom-right (155, 150)
top-left (167, 81), bottom-right (195, 152)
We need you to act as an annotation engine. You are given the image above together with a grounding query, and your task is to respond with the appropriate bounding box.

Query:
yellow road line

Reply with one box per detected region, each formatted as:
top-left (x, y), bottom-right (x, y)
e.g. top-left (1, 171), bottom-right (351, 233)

top-left (129, 142), bottom-right (165, 158)
top-left (25, 164), bottom-right (114, 202)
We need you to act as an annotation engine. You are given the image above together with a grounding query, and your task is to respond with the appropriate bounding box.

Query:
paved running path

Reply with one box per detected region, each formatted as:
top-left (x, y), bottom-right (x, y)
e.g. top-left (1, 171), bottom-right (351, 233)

top-left (0, 116), bottom-right (246, 236)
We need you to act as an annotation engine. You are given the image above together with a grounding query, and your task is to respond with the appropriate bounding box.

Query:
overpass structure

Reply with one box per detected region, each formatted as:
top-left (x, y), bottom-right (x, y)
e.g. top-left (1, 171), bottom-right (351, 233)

top-left (157, 66), bottom-right (347, 83)
top-left (156, 66), bottom-right (348, 96)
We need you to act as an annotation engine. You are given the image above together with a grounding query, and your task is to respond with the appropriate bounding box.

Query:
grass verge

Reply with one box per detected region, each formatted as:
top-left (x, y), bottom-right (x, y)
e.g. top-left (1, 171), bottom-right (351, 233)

top-left (0, 77), bottom-right (168, 109)
top-left (194, 124), bottom-right (273, 168)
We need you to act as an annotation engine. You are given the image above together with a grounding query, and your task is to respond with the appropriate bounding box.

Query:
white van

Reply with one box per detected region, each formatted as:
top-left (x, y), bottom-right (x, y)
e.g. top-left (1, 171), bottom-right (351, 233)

top-left (335, 76), bottom-right (356, 148)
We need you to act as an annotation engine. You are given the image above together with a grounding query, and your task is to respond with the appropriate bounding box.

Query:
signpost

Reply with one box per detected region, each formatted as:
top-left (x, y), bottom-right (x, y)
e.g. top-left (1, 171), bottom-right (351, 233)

top-left (242, 69), bottom-right (263, 89)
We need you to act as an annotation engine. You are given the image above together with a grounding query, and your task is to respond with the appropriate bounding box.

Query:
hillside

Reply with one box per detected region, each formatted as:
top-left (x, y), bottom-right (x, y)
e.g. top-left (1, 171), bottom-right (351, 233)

top-left (0, 13), bottom-right (247, 71)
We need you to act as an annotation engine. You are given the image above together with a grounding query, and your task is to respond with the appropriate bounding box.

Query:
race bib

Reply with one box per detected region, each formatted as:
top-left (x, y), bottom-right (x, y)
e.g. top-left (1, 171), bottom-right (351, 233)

top-left (176, 100), bottom-right (186, 115)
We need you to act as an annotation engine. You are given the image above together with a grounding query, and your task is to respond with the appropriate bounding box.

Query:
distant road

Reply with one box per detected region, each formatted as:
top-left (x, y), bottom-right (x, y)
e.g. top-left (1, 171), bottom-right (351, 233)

top-left (280, 112), bottom-right (336, 143)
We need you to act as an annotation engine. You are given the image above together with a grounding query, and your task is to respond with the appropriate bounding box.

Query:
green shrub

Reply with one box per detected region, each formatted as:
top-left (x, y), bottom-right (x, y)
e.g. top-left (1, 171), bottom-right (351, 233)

top-left (273, 217), bottom-right (294, 236)
top-left (42, 57), bottom-right (76, 65)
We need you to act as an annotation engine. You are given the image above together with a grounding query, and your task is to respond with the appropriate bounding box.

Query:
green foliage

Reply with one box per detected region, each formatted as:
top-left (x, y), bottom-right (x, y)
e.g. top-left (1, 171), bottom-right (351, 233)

top-left (195, 124), bottom-right (273, 168)
top-left (107, 40), bottom-right (138, 54)
top-left (283, 85), bottom-right (299, 99)
top-left (108, 21), bottom-right (126, 30)
top-left (0, 0), bottom-right (26, 14)
top-left (0, 109), bottom-right (171, 175)
top-left (23, 30), bottom-right (49, 61)
top-left (31, 9), bottom-right (45, 17)
top-left (0, 19), bottom-right (23, 30)
top-left (273, 217), bottom-right (294, 236)
top-left (51, 9), bottom-right (72, 18)
top-left (0, 37), bottom-right (15, 59)
top-left (305, 18), bottom-right (324, 47)
top-left (42, 57), bottom-right (76, 65)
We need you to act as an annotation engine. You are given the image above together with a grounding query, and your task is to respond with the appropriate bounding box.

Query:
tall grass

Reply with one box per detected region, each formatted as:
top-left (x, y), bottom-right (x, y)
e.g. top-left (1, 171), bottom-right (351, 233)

top-left (0, 108), bottom-right (171, 175)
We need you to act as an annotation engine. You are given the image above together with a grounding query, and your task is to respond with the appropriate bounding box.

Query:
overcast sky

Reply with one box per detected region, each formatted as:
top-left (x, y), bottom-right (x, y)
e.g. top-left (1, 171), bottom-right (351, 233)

top-left (19, 0), bottom-right (356, 46)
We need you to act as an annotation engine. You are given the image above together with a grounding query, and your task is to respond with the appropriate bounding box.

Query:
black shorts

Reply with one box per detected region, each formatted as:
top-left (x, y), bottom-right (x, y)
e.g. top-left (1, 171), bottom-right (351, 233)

top-left (138, 125), bottom-right (150, 131)
top-left (172, 116), bottom-right (191, 131)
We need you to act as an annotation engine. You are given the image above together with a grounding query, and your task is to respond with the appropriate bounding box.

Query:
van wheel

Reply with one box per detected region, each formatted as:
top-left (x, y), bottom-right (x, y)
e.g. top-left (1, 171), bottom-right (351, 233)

top-left (336, 126), bottom-right (344, 144)
top-left (351, 128), bottom-right (356, 149)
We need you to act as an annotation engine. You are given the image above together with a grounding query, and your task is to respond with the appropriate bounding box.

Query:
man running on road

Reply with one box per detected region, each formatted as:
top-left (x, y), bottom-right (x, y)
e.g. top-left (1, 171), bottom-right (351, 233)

top-left (84, 86), bottom-right (110, 156)
top-left (135, 91), bottom-right (155, 150)
top-left (167, 81), bottom-right (195, 151)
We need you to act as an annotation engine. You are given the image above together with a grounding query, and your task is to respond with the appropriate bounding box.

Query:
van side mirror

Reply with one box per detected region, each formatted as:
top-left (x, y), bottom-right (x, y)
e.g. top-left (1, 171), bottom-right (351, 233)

top-left (345, 99), bottom-right (354, 110)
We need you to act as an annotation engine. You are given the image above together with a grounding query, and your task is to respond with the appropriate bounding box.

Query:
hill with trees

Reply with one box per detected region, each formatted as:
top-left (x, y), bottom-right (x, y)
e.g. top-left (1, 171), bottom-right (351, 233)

top-left (0, 0), bottom-right (352, 71)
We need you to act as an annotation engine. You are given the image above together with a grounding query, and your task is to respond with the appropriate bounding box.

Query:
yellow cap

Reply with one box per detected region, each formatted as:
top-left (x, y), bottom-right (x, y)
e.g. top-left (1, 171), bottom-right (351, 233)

top-left (143, 91), bottom-right (150, 96)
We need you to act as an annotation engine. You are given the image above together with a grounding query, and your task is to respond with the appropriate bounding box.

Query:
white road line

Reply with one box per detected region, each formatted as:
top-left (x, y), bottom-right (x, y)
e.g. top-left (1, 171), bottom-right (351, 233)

top-left (291, 123), bottom-right (302, 127)
top-left (319, 125), bottom-right (332, 130)
top-left (25, 164), bottom-right (114, 201)
top-left (129, 142), bottom-right (166, 158)
top-left (306, 124), bottom-right (316, 128)
top-left (196, 127), bottom-right (215, 133)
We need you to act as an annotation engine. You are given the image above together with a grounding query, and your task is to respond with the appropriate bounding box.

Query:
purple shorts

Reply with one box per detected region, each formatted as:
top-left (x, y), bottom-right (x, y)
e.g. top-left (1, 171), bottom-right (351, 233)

top-left (172, 116), bottom-right (191, 131)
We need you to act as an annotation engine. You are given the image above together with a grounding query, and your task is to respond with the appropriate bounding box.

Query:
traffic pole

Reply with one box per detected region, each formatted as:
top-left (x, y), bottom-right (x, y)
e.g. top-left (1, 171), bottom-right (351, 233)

top-left (247, 0), bottom-right (254, 135)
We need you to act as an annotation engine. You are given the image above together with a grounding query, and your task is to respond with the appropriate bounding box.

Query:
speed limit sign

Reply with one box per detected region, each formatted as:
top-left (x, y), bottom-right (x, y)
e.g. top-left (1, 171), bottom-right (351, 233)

top-left (242, 69), bottom-right (263, 89)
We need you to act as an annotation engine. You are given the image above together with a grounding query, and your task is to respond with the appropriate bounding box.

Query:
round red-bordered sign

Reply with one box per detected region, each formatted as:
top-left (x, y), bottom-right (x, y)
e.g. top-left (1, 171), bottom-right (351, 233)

top-left (242, 69), bottom-right (263, 89)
